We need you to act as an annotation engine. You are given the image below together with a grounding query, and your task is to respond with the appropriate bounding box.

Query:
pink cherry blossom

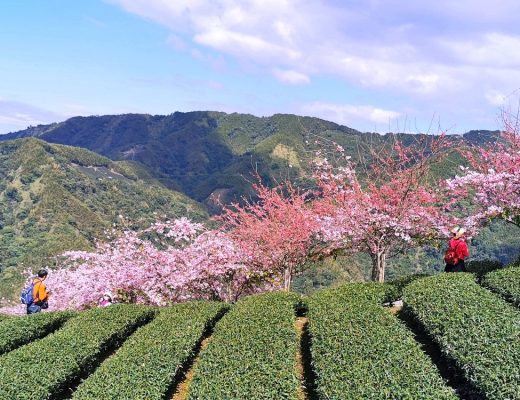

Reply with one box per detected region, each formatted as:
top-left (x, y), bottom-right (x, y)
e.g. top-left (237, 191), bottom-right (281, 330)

top-left (447, 125), bottom-right (520, 227)
top-left (312, 135), bottom-right (454, 282)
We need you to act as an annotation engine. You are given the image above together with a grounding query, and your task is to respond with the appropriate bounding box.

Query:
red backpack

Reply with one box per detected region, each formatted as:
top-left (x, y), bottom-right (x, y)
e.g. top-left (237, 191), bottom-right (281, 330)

top-left (444, 241), bottom-right (461, 265)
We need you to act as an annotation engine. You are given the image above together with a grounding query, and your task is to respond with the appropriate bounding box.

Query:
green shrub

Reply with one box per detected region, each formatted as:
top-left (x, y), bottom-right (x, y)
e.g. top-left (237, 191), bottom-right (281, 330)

top-left (0, 311), bottom-right (74, 355)
top-left (0, 314), bottom-right (12, 322)
top-left (327, 282), bottom-right (390, 303)
top-left (481, 265), bottom-right (520, 307)
top-left (308, 283), bottom-right (456, 399)
top-left (0, 305), bottom-right (154, 400)
top-left (403, 273), bottom-right (520, 400)
top-left (465, 259), bottom-right (503, 277)
top-left (385, 274), bottom-right (430, 301)
top-left (73, 301), bottom-right (228, 400)
top-left (188, 292), bottom-right (301, 400)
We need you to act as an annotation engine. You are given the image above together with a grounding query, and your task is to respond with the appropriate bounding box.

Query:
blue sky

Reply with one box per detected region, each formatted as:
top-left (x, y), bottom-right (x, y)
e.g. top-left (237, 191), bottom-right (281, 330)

top-left (1, 0), bottom-right (520, 135)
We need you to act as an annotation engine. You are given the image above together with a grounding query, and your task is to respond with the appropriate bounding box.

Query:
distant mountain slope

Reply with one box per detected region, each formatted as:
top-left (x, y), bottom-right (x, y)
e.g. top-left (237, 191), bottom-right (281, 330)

top-left (0, 138), bottom-right (207, 298)
top-left (2, 112), bottom-right (500, 206)
top-left (1, 112), bottom-right (368, 204)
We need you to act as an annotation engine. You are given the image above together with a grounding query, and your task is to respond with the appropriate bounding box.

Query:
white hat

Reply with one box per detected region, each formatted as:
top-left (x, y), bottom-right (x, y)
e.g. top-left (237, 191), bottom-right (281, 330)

top-left (455, 228), bottom-right (466, 239)
top-left (450, 226), bottom-right (460, 235)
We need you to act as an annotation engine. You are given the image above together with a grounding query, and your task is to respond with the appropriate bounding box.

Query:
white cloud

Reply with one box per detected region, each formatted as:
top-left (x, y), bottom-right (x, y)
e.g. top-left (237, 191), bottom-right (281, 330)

top-left (443, 33), bottom-right (520, 68)
top-left (0, 100), bottom-right (64, 134)
top-left (485, 91), bottom-right (507, 106)
top-left (301, 102), bottom-right (401, 126)
top-left (194, 28), bottom-right (301, 62)
top-left (272, 69), bottom-right (310, 85)
top-left (106, 0), bottom-right (520, 105)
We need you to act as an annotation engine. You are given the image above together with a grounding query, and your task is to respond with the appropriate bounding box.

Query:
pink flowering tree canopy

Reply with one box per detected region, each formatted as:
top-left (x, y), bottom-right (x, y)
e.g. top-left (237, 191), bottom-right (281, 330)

top-left (313, 135), bottom-right (453, 282)
top-left (38, 217), bottom-right (264, 310)
top-left (447, 121), bottom-right (520, 228)
top-left (218, 179), bottom-right (321, 291)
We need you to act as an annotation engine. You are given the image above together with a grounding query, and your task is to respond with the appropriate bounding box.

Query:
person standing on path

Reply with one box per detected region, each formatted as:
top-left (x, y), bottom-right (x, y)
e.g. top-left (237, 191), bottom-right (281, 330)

top-left (27, 269), bottom-right (50, 315)
top-left (444, 227), bottom-right (469, 273)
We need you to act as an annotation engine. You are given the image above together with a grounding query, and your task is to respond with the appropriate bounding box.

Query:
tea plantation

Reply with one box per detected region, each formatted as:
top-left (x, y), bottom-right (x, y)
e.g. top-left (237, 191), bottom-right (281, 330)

top-left (1, 268), bottom-right (519, 400)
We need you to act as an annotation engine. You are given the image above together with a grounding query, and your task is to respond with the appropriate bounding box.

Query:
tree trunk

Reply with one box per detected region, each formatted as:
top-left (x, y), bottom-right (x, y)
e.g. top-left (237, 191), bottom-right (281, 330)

top-left (283, 266), bottom-right (292, 291)
top-left (371, 250), bottom-right (386, 283)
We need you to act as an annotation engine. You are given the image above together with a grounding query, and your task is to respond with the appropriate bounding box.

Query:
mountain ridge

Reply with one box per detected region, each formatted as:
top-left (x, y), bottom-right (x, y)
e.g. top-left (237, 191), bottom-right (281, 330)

top-left (0, 111), bottom-right (501, 206)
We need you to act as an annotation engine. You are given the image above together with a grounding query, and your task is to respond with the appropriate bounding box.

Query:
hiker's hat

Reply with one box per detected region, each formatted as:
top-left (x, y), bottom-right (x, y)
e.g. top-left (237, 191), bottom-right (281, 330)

top-left (450, 226), bottom-right (460, 235)
top-left (455, 228), bottom-right (466, 239)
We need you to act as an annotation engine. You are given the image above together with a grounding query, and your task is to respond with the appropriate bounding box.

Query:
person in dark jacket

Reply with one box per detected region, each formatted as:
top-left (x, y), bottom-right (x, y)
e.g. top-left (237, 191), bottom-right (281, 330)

top-left (444, 227), bottom-right (469, 272)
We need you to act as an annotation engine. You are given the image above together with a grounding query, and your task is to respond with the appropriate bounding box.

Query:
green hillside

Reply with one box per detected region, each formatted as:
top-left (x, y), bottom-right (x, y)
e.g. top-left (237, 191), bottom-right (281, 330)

top-left (0, 112), bottom-right (380, 204)
top-left (1, 112), bottom-right (500, 204)
top-left (1, 268), bottom-right (520, 399)
top-left (0, 138), bottom-right (207, 298)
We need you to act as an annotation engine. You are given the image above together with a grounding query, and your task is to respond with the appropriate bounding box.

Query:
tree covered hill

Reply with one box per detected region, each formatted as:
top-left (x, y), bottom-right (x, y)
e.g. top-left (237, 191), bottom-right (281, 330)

top-left (5, 112), bottom-right (483, 205)
top-left (0, 138), bottom-right (207, 298)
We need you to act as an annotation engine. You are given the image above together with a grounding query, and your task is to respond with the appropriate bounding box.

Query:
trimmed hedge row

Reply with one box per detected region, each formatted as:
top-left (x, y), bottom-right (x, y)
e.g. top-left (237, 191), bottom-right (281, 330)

top-left (0, 311), bottom-right (74, 355)
top-left (403, 273), bottom-right (520, 400)
top-left (188, 292), bottom-right (301, 400)
top-left (481, 265), bottom-right (520, 307)
top-left (308, 283), bottom-right (456, 399)
top-left (0, 314), bottom-right (11, 322)
top-left (0, 305), bottom-right (154, 400)
top-left (385, 274), bottom-right (429, 302)
top-left (72, 301), bottom-right (228, 399)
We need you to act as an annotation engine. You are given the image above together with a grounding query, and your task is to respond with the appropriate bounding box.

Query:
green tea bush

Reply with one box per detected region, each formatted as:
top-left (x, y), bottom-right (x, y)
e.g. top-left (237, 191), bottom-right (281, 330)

top-left (482, 265), bottom-right (520, 307)
top-left (0, 314), bottom-right (12, 322)
top-left (403, 273), bottom-right (520, 399)
top-left (0, 305), bottom-right (154, 400)
top-left (385, 274), bottom-right (429, 301)
top-left (73, 301), bottom-right (228, 400)
top-left (308, 283), bottom-right (456, 399)
top-left (0, 311), bottom-right (73, 355)
top-left (188, 292), bottom-right (301, 400)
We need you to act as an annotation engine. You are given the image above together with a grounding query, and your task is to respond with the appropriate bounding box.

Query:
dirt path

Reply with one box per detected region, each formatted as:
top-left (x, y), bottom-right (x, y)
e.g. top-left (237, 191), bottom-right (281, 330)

top-left (295, 317), bottom-right (308, 400)
top-left (387, 305), bottom-right (403, 315)
top-left (170, 337), bottom-right (212, 400)
top-left (295, 316), bottom-right (319, 400)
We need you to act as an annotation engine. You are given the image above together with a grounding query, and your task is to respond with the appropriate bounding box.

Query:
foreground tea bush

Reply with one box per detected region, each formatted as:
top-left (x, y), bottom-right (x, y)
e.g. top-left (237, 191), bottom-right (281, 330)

top-left (308, 283), bottom-right (456, 399)
top-left (384, 275), bottom-right (429, 302)
top-left (481, 265), bottom-right (520, 307)
top-left (188, 292), bottom-right (300, 400)
top-left (0, 314), bottom-right (11, 322)
top-left (0, 311), bottom-right (74, 355)
top-left (0, 305), bottom-right (154, 400)
top-left (404, 273), bottom-right (520, 400)
top-left (73, 301), bottom-right (228, 400)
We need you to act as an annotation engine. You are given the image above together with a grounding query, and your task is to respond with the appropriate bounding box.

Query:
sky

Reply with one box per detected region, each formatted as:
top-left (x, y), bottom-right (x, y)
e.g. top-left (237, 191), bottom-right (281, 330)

top-left (1, 0), bottom-right (520, 135)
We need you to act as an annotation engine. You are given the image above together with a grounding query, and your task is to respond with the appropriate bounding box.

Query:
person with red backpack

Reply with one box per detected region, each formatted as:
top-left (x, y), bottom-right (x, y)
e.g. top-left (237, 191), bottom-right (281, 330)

top-left (444, 227), bottom-right (469, 272)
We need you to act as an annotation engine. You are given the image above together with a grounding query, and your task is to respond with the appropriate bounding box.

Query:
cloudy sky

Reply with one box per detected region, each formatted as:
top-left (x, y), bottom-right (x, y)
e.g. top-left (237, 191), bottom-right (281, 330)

top-left (1, 0), bottom-right (519, 134)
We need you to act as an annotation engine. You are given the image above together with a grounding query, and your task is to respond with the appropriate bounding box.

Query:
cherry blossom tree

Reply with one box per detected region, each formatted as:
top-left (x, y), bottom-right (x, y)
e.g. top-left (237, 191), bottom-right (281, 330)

top-left (29, 217), bottom-right (264, 311)
top-left (218, 180), bottom-right (321, 291)
top-left (313, 135), bottom-right (453, 282)
top-left (447, 116), bottom-right (520, 228)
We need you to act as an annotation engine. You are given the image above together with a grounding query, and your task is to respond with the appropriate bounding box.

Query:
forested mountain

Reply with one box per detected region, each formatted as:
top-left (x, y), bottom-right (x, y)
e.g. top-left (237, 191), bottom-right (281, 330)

top-left (2, 112), bottom-right (500, 207)
top-left (0, 112), bottom-right (415, 206)
top-left (0, 138), bottom-right (206, 298)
